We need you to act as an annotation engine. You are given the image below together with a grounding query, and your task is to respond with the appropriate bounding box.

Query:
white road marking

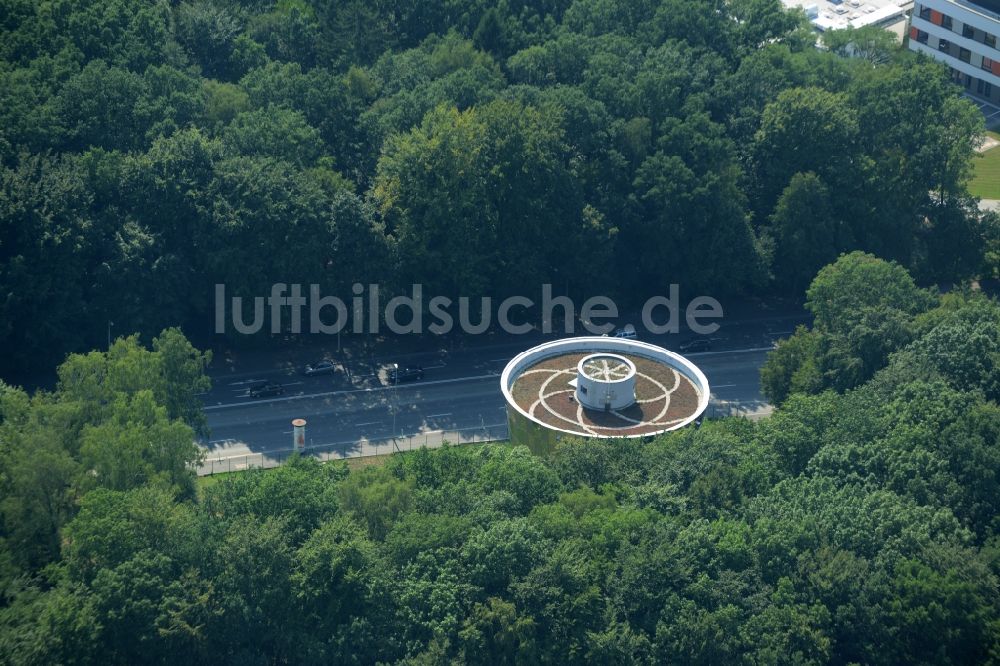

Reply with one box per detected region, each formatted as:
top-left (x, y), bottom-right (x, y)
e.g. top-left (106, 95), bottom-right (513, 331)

top-left (426, 412), bottom-right (451, 418)
top-left (355, 421), bottom-right (378, 427)
top-left (682, 346), bottom-right (774, 356)
top-left (205, 373), bottom-right (497, 411)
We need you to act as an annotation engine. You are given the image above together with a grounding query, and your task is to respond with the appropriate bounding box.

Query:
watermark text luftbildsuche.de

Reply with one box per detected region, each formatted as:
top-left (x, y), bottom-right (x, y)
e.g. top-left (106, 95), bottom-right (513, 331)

top-left (214, 283), bottom-right (722, 337)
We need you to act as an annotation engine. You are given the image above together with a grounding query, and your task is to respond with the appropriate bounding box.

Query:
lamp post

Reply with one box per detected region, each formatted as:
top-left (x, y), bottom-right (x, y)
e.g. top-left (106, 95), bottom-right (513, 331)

top-left (107, 320), bottom-right (114, 349)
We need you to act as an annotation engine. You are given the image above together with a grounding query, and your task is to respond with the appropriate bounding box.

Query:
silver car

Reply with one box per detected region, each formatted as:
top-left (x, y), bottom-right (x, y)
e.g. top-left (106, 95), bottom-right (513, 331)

top-left (303, 360), bottom-right (336, 376)
top-left (613, 325), bottom-right (637, 339)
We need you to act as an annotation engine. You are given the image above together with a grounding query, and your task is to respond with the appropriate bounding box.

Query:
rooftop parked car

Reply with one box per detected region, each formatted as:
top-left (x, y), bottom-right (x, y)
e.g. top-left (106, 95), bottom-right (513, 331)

top-left (303, 359), bottom-right (336, 376)
top-left (678, 338), bottom-right (712, 353)
top-left (388, 364), bottom-right (424, 383)
top-left (249, 381), bottom-right (285, 398)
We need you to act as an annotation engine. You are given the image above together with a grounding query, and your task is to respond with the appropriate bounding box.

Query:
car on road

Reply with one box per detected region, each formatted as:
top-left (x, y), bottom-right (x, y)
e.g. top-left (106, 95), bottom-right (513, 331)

top-left (249, 381), bottom-right (285, 398)
top-left (388, 364), bottom-right (424, 383)
top-left (303, 359), bottom-right (336, 376)
top-left (678, 338), bottom-right (712, 353)
top-left (613, 325), bottom-right (637, 339)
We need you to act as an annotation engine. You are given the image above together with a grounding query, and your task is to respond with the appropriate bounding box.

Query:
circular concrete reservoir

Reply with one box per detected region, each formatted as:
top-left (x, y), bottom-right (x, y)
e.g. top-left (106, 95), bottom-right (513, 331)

top-left (501, 337), bottom-right (711, 454)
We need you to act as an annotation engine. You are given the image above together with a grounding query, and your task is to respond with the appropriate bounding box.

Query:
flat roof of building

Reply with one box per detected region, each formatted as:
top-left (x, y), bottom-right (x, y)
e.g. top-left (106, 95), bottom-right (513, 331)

top-left (956, 0), bottom-right (1000, 17)
top-left (783, 0), bottom-right (912, 31)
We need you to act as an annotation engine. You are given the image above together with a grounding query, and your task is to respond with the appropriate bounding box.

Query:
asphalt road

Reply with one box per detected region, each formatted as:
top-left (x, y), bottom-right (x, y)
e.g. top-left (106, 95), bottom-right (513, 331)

top-left (199, 307), bottom-right (807, 467)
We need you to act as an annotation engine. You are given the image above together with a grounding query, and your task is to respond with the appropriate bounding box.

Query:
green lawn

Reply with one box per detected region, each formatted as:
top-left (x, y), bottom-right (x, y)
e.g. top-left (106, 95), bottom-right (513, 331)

top-left (970, 131), bottom-right (1000, 200)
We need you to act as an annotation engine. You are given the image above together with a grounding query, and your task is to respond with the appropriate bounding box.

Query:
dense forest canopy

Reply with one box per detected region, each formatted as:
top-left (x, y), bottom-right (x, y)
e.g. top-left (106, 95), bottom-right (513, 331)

top-left (2, 1), bottom-right (1000, 661)
top-left (1, 257), bottom-right (999, 663)
top-left (1, 0), bottom-right (998, 383)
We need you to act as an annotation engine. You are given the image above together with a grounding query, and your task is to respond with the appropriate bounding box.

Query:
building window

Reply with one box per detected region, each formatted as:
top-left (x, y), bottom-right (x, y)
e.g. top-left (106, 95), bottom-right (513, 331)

top-left (966, 74), bottom-right (973, 87)
top-left (985, 56), bottom-right (995, 71)
top-left (917, 29), bottom-right (929, 43)
top-left (963, 24), bottom-right (975, 39)
top-left (939, 38), bottom-right (950, 51)
top-left (986, 33), bottom-right (997, 48)
top-left (919, 5), bottom-right (932, 20)
top-left (942, 14), bottom-right (953, 30)
top-left (960, 47), bottom-right (972, 62)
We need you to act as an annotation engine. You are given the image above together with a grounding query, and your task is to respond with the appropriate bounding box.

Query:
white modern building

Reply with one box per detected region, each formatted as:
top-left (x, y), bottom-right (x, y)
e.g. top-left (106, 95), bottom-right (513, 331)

top-left (908, 0), bottom-right (1000, 104)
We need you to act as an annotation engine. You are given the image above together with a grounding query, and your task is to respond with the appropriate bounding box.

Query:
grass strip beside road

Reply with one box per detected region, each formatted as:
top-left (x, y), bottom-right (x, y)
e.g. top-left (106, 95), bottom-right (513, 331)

top-left (196, 441), bottom-right (504, 494)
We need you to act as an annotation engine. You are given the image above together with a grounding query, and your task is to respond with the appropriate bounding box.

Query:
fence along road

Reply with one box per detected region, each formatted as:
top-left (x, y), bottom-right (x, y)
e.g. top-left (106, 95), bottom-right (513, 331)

top-left (199, 422), bottom-right (510, 475)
